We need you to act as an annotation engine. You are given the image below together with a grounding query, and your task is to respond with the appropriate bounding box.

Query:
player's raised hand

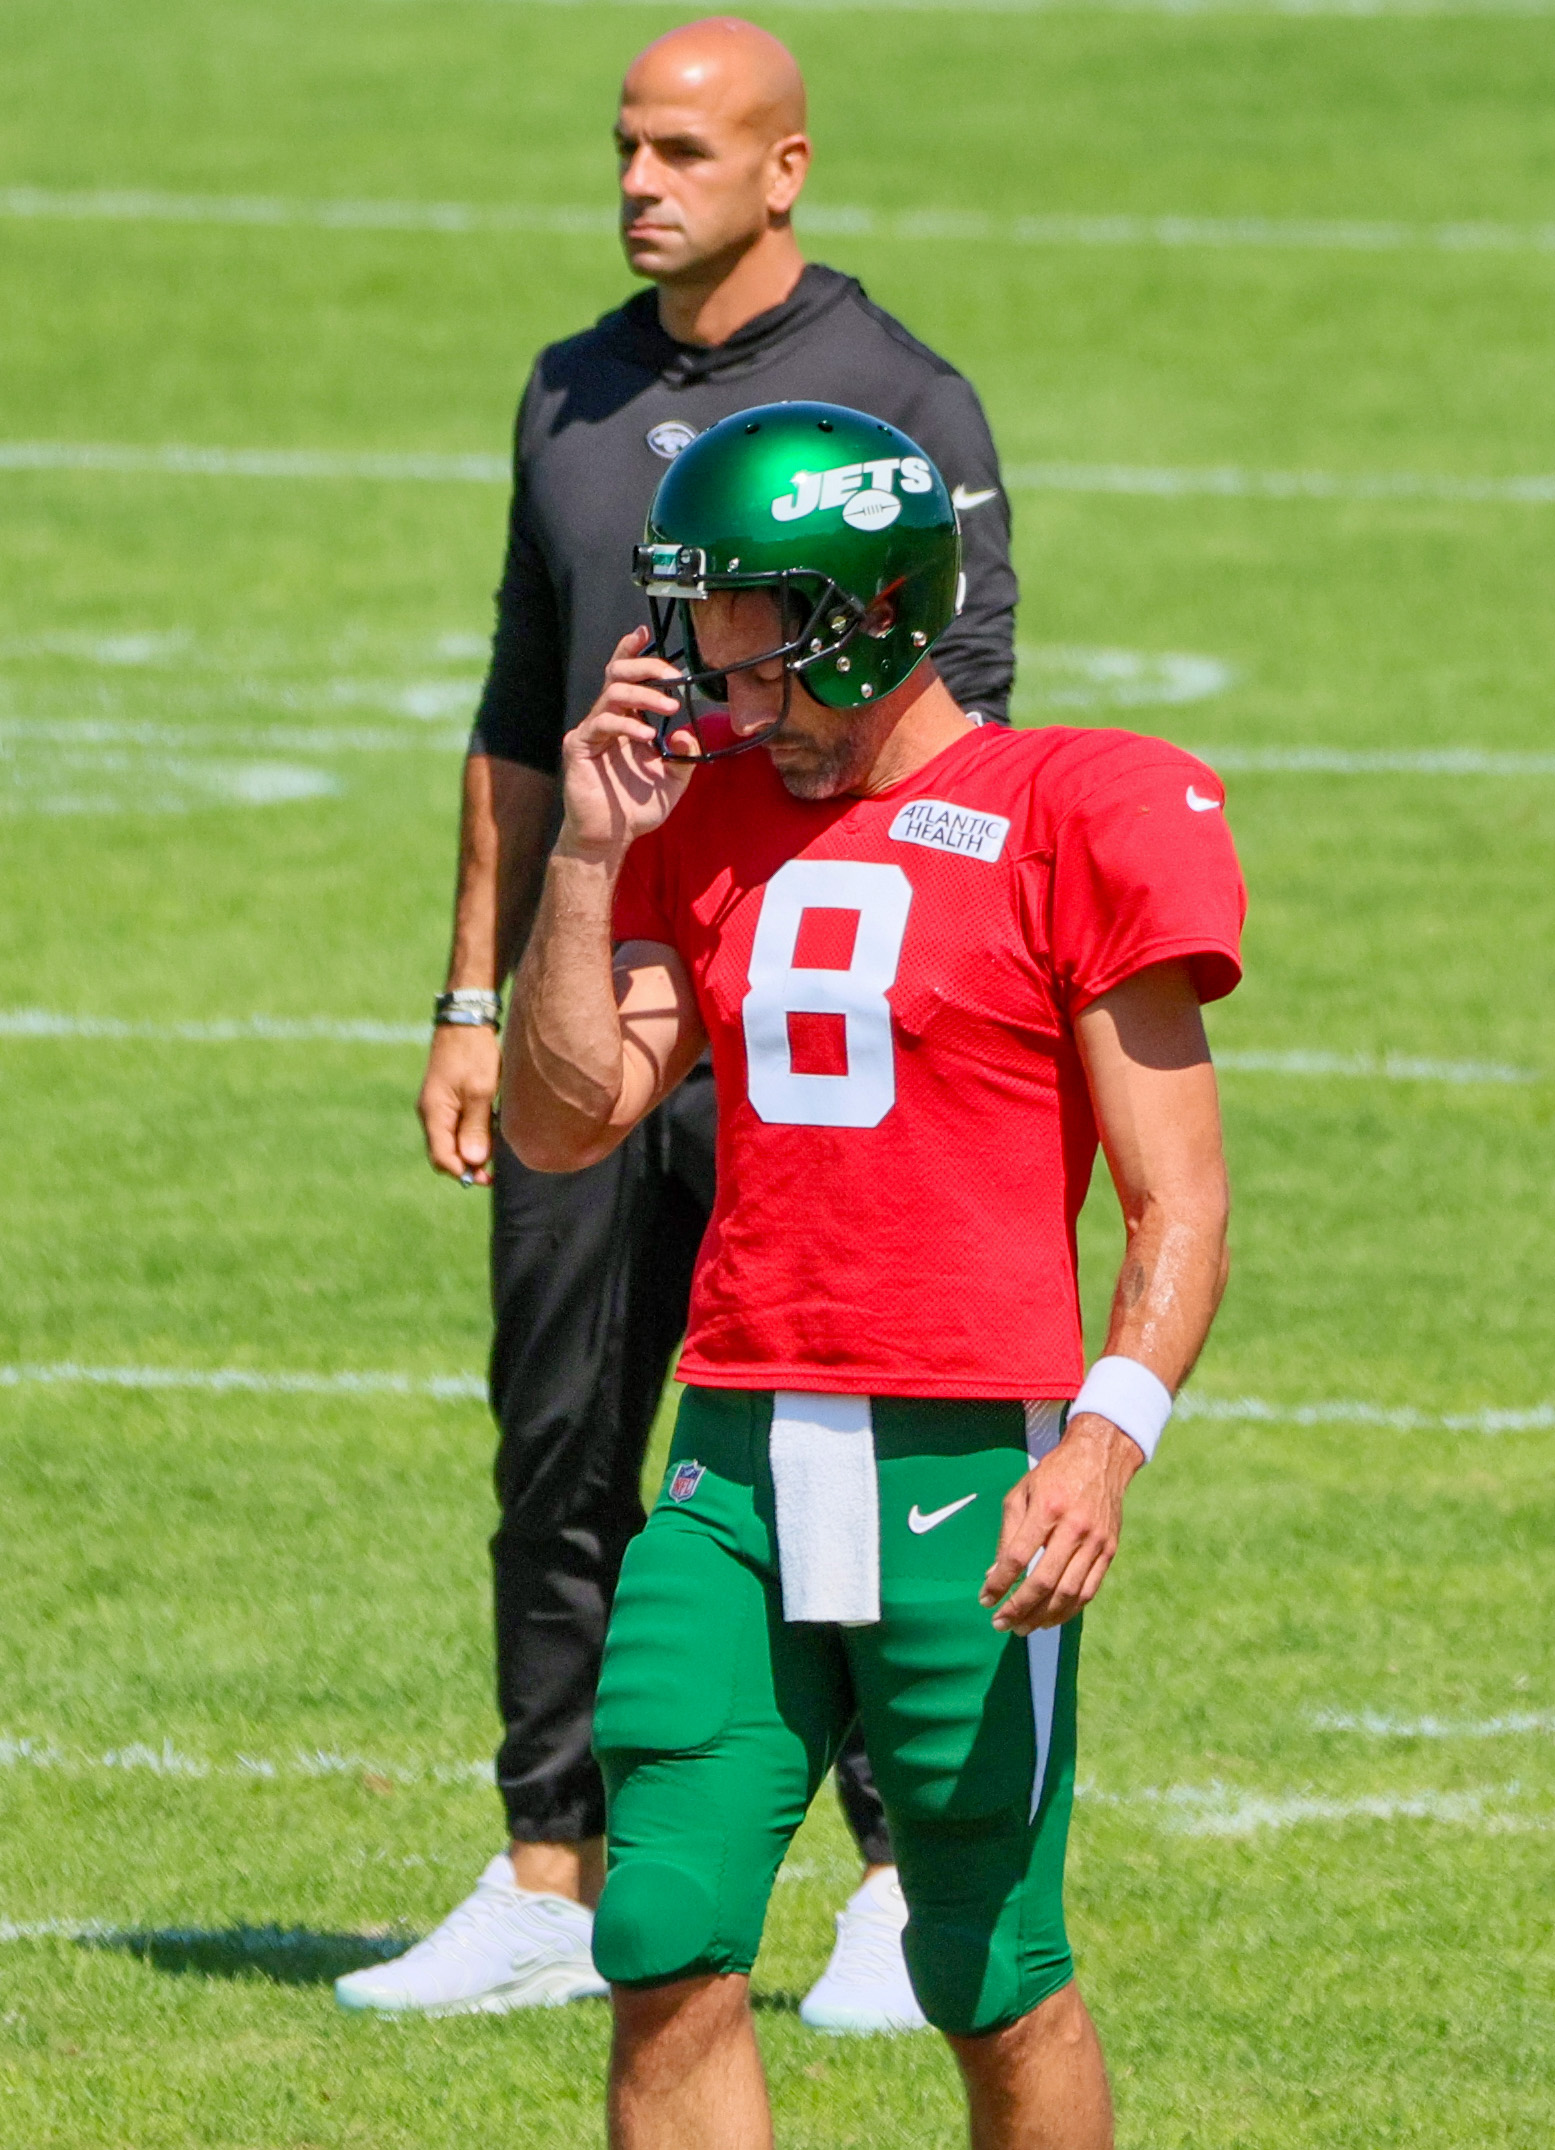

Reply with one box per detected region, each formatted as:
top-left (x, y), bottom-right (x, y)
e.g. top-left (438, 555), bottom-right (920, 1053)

top-left (979, 1413), bottom-right (1144, 1633)
top-left (558, 627), bottom-right (700, 861)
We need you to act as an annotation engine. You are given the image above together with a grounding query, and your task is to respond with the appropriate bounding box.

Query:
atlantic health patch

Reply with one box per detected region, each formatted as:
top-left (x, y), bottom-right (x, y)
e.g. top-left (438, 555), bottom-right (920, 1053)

top-left (888, 797), bottom-right (1010, 863)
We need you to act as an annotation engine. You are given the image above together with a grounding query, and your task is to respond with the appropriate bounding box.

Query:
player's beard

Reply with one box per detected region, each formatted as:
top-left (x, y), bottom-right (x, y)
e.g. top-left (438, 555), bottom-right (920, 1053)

top-left (763, 701), bottom-right (880, 801)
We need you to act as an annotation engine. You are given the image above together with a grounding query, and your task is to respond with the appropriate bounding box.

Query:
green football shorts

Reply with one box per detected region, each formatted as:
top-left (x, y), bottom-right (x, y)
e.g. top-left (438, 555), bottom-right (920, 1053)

top-left (591, 1386), bottom-right (1082, 2037)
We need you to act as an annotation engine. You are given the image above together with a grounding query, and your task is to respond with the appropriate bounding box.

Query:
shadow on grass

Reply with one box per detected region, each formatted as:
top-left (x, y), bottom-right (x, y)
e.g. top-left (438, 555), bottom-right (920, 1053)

top-left (80, 1925), bottom-right (410, 1986)
top-left (81, 1928), bottom-right (808, 2008)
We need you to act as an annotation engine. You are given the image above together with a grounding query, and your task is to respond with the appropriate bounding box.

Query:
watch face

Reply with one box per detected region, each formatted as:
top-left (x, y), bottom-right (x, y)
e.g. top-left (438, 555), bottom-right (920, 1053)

top-left (646, 420), bottom-right (699, 461)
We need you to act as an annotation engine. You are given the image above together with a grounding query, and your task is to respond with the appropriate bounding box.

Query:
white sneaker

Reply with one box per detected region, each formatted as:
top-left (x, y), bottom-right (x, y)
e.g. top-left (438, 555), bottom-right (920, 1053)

top-left (799, 1868), bottom-right (929, 2034)
top-left (334, 1853), bottom-right (608, 2016)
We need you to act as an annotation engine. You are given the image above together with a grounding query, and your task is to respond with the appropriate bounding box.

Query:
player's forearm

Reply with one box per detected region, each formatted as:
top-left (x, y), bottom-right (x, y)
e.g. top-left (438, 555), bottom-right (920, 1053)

top-left (1100, 1177), bottom-right (1230, 1392)
top-left (502, 848), bottom-right (630, 1168)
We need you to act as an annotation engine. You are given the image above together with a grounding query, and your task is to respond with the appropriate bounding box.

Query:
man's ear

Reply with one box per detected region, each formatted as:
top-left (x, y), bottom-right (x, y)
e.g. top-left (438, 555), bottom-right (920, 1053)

top-left (767, 133), bottom-right (810, 218)
top-left (861, 591), bottom-right (898, 639)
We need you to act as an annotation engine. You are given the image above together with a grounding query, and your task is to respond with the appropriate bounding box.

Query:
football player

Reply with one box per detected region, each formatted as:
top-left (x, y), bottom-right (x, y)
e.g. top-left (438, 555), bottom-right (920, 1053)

top-left (503, 402), bottom-right (1245, 2150)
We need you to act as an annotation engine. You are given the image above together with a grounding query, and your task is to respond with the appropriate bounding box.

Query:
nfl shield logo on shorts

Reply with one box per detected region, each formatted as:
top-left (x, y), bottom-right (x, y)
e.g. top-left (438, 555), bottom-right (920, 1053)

top-left (667, 1458), bottom-right (706, 1505)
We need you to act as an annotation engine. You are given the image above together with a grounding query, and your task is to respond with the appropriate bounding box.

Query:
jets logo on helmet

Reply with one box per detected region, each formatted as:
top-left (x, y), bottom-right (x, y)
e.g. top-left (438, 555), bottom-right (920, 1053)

top-left (769, 456), bottom-right (935, 526)
top-left (631, 401), bottom-right (960, 761)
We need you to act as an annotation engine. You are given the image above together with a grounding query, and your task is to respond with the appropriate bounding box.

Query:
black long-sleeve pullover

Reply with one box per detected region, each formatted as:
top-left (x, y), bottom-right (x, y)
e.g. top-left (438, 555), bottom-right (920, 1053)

top-left (471, 263), bottom-right (1017, 769)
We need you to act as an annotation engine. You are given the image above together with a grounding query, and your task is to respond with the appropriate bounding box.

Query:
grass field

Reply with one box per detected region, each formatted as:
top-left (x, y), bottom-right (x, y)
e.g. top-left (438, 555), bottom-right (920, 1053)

top-left (3, 2), bottom-right (1555, 2143)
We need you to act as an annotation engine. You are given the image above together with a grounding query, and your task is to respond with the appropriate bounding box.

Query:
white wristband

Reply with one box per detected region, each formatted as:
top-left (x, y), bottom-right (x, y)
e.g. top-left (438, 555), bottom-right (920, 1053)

top-left (1069, 1356), bottom-right (1174, 1463)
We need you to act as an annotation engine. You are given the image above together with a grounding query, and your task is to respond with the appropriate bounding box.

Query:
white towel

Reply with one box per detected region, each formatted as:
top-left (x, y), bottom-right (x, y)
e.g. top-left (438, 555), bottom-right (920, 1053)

top-left (769, 1391), bottom-right (880, 1625)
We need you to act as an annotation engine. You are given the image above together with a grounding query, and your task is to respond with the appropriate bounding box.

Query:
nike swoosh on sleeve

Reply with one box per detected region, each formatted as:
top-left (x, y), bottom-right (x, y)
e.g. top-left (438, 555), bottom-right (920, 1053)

top-left (951, 485), bottom-right (999, 512)
top-left (1185, 785), bottom-right (1223, 812)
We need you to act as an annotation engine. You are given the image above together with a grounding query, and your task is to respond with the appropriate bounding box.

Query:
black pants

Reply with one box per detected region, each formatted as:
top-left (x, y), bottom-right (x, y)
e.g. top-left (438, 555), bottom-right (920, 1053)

top-left (488, 1065), bottom-right (891, 1863)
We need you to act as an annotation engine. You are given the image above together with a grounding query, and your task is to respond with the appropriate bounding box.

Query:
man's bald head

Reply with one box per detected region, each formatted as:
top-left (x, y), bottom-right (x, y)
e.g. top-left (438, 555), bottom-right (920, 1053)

top-left (624, 18), bottom-right (806, 141)
top-left (615, 16), bottom-right (810, 322)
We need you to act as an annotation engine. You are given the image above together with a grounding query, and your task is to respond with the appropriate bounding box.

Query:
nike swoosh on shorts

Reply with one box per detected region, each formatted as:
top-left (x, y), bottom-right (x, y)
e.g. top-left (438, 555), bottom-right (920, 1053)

top-left (907, 1494), bottom-right (979, 1534)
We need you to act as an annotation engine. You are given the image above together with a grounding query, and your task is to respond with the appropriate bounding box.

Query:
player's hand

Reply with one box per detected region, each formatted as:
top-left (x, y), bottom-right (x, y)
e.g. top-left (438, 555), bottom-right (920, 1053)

top-left (417, 1020), bottom-right (502, 1184)
top-left (557, 627), bottom-right (700, 863)
top-left (979, 1414), bottom-right (1145, 1633)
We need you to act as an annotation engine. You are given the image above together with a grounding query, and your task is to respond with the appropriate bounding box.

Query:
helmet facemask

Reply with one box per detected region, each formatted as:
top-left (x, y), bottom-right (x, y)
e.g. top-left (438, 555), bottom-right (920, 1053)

top-left (633, 543), bottom-right (866, 761)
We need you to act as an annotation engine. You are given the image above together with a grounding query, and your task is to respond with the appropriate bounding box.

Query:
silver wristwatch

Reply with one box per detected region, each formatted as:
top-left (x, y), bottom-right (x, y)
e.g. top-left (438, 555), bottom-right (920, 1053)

top-left (433, 988), bottom-right (502, 1032)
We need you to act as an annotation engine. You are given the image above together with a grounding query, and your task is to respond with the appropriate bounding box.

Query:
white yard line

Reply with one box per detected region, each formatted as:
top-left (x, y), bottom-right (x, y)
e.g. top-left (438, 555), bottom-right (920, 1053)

top-left (0, 1012), bottom-right (1536, 1081)
top-left (1005, 462), bottom-right (1555, 502)
top-left (1176, 1394), bottom-right (1555, 1432)
top-left (1083, 1781), bottom-right (1550, 1836)
top-left (0, 1733), bottom-right (1546, 1857)
top-left (0, 1358), bottom-right (1547, 1436)
top-left (1195, 745), bottom-right (1555, 773)
top-left (0, 1734), bottom-right (492, 1788)
top-left (0, 1362), bottom-right (484, 1401)
top-left (10, 441), bottom-right (1555, 508)
top-left (0, 442), bottom-right (508, 482)
top-left (1312, 1709), bottom-right (1555, 1738)
top-left (1212, 1049), bottom-right (1539, 1082)
top-left (0, 187), bottom-right (615, 236)
top-left (12, 185), bottom-right (1555, 255)
top-left (0, 1010), bottom-right (427, 1041)
top-left (0, 719), bottom-right (463, 753)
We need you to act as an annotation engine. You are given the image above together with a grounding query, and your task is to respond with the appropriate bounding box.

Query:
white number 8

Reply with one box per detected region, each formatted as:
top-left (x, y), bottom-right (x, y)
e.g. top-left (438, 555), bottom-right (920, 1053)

top-left (742, 859), bottom-right (913, 1128)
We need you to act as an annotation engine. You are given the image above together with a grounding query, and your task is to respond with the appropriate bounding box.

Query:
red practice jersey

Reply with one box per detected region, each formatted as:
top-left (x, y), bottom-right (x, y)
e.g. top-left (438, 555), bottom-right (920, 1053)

top-left (613, 722), bottom-right (1245, 1399)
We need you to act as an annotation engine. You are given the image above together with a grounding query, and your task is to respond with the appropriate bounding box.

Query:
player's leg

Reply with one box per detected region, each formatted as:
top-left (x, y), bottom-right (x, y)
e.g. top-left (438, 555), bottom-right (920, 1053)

top-left (849, 1398), bottom-right (1110, 2144)
top-left (593, 1385), bottom-right (852, 2146)
top-left (947, 1983), bottom-right (1113, 2150)
top-left (610, 1975), bottom-right (770, 2150)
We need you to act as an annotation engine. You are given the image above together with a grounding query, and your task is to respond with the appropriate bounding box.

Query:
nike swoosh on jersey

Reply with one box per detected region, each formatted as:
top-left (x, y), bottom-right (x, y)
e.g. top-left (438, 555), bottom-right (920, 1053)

top-left (907, 1493), bottom-right (979, 1534)
top-left (951, 484), bottom-right (999, 512)
top-left (1186, 785), bottom-right (1223, 812)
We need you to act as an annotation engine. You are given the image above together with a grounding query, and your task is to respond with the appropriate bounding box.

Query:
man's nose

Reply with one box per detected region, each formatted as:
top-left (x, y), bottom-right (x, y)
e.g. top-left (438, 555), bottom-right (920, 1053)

top-left (619, 146), bottom-right (661, 201)
top-left (725, 672), bottom-right (782, 733)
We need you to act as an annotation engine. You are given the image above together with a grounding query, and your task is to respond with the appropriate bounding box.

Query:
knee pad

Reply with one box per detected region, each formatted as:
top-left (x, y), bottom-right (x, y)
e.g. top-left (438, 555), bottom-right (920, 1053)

top-left (592, 1858), bottom-right (719, 1987)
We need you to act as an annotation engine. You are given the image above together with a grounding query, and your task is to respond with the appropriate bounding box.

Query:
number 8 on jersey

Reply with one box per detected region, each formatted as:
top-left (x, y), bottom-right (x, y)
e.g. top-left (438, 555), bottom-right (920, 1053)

top-left (741, 859), bottom-right (914, 1129)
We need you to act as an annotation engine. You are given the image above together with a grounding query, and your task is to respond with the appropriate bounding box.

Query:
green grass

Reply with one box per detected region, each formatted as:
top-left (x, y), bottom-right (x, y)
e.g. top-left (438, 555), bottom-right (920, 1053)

top-left (2, 2), bottom-right (1554, 2143)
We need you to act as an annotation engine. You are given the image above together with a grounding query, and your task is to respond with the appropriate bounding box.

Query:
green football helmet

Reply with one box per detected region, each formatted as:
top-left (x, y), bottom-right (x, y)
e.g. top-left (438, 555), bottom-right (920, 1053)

top-left (632, 400), bottom-right (961, 760)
